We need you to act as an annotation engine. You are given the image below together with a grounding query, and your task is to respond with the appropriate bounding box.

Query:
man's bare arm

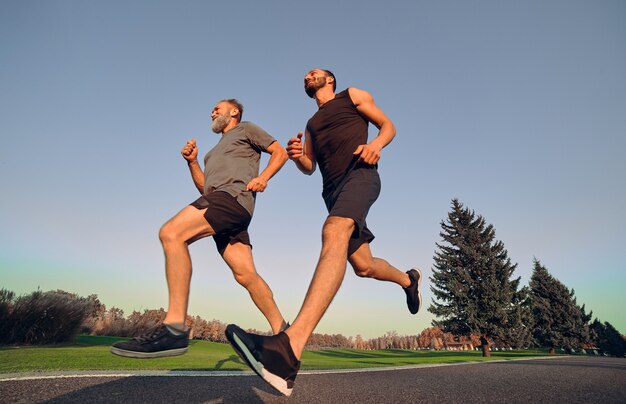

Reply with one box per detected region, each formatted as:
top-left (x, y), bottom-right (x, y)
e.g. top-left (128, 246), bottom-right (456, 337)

top-left (349, 87), bottom-right (397, 165)
top-left (181, 139), bottom-right (204, 194)
top-left (287, 130), bottom-right (316, 175)
top-left (247, 141), bottom-right (289, 192)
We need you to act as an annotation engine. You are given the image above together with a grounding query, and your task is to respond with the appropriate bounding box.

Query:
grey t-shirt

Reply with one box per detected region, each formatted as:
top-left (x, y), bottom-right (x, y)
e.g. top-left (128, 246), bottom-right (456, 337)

top-left (202, 121), bottom-right (276, 215)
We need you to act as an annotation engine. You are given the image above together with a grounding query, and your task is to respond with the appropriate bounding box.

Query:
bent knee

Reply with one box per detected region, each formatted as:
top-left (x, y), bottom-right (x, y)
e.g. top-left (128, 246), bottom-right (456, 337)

top-left (322, 216), bottom-right (355, 240)
top-left (351, 260), bottom-right (375, 278)
top-left (233, 272), bottom-right (249, 287)
top-left (159, 224), bottom-right (170, 243)
top-left (233, 270), bottom-right (258, 288)
top-left (159, 222), bottom-right (180, 244)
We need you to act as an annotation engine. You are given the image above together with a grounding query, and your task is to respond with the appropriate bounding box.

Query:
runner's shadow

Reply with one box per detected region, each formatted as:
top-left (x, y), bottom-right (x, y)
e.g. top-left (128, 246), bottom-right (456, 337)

top-left (215, 354), bottom-right (242, 370)
top-left (43, 375), bottom-right (284, 403)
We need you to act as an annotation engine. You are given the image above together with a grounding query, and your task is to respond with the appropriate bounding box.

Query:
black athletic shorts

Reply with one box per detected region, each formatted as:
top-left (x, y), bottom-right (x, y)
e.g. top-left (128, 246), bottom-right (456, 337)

top-left (190, 191), bottom-right (252, 254)
top-left (323, 166), bottom-right (381, 257)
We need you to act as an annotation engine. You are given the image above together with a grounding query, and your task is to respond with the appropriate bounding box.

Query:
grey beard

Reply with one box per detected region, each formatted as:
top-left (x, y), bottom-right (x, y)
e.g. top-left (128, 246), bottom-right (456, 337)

top-left (211, 114), bottom-right (230, 133)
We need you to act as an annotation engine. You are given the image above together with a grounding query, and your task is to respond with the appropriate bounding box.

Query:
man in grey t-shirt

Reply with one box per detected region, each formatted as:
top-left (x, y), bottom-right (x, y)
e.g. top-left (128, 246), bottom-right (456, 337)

top-left (111, 99), bottom-right (288, 358)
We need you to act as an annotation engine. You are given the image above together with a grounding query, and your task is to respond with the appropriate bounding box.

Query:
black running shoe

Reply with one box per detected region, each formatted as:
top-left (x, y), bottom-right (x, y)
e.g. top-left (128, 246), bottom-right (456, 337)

top-left (226, 324), bottom-right (300, 397)
top-left (110, 324), bottom-right (189, 358)
top-left (404, 268), bottom-right (422, 314)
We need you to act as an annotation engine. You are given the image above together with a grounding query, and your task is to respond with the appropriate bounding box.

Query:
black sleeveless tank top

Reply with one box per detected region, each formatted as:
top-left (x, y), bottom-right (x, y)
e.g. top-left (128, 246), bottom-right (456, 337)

top-left (306, 89), bottom-right (374, 199)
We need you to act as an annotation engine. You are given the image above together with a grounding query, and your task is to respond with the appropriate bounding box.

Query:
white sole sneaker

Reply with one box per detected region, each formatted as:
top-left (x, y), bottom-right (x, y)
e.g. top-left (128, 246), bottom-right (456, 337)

top-left (109, 346), bottom-right (188, 358)
top-left (227, 326), bottom-right (296, 397)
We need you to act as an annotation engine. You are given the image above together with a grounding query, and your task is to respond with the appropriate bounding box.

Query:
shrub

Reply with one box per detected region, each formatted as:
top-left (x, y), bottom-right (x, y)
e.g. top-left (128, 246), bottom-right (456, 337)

top-left (0, 289), bottom-right (16, 344)
top-left (2, 289), bottom-right (93, 345)
top-left (127, 309), bottom-right (166, 336)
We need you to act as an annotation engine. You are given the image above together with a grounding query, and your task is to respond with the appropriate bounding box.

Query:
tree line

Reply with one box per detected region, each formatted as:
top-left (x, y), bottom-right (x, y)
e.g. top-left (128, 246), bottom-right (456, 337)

top-left (429, 199), bottom-right (624, 357)
top-left (1, 284), bottom-right (623, 356)
top-left (0, 288), bottom-right (490, 351)
top-left (1, 199), bottom-right (624, 356)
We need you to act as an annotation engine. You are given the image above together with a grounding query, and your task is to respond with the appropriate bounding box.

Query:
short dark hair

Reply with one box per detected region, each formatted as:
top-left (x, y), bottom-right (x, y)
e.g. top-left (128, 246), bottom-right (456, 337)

top-left (221, 99), bottom-right (244, 121)
top-left (322, 69), bottom-right (336, 91)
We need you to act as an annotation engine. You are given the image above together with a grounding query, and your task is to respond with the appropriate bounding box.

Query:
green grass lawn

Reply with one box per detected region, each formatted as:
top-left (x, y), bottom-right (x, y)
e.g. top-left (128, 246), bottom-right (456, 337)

top-left (0, 335), bottom-right (552, 374)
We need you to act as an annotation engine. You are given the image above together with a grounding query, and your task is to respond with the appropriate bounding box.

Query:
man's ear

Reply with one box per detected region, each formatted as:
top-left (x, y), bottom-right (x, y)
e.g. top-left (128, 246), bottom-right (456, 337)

top-left (230, 108), bottom-right (239, 118)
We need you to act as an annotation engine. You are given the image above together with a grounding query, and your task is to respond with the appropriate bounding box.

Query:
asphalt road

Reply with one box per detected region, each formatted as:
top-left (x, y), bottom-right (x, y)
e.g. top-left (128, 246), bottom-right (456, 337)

top-left (1, 356), bottom-right (624, 403)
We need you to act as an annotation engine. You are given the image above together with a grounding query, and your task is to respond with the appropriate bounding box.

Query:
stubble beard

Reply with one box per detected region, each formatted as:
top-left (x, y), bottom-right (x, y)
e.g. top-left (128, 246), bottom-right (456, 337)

top-left (305, 77), bottom-right (326, 98)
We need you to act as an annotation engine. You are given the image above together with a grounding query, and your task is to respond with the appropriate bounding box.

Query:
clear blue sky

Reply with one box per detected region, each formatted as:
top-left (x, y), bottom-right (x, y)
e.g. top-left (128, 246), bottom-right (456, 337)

top-left (1, 0), bottom-right (624, 338)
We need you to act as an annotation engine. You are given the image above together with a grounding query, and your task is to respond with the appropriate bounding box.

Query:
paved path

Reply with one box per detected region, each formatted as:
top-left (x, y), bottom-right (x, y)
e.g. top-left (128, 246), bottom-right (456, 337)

top-left (1, 356), bottom-right (624, 403)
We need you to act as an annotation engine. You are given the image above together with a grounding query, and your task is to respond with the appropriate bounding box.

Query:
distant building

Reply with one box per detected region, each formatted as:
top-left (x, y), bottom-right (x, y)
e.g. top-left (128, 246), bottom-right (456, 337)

top-left (444, 337), bottom-right (474, 351)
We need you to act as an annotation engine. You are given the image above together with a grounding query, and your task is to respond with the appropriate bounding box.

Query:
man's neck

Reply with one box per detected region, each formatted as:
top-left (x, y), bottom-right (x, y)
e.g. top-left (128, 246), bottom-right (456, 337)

top-left (222, 120), bottom-right (239, 134)
top-left (315, 88), bottom-right (336, 108)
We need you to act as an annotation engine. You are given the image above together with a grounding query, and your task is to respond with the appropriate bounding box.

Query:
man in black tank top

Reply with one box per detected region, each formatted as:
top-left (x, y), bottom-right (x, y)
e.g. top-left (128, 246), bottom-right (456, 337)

top-left (224, 69), bottom-right (423, 396)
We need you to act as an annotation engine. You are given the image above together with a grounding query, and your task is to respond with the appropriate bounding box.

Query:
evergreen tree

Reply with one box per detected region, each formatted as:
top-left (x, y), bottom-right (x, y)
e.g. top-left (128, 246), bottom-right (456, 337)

top-left (529, 259), bottom-right (591, 353)
top-left (564, 296), bottom-right (592, 350)
top-left (499, 285), bottom-right (534, 349)
top-left (590, 319), bottom-right (626, 357)
top-left (429, 199), bottom-right (525, 356)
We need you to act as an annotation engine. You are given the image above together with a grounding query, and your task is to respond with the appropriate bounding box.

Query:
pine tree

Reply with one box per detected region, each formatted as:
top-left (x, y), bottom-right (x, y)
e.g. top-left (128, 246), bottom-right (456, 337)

top-left (530, 260), bottom-right (563, 353)
top-left (590, 320), bottom-right (626, 357)
top-left (498, 285), bottom-right (534, 349)
top-left (429, 199), bottom-right (525, 356)
top-left (529, 259), bottom-right (591, 353)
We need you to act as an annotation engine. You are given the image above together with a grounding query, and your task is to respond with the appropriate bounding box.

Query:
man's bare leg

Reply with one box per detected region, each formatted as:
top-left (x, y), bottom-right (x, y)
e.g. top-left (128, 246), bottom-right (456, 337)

top-left (348, 243), bottom-right (411, 288)
top-left (285, 216), bottom-right (355, 359)
top-left (160, 205), bottom-right (215, 329)
top-left (221, 242), bottom-right (287, 334)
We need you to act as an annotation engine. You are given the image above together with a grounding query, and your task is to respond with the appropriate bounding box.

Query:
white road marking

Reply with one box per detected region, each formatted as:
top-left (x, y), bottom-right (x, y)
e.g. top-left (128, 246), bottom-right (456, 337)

top-left (0, 356), bottom-right (565, 382)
